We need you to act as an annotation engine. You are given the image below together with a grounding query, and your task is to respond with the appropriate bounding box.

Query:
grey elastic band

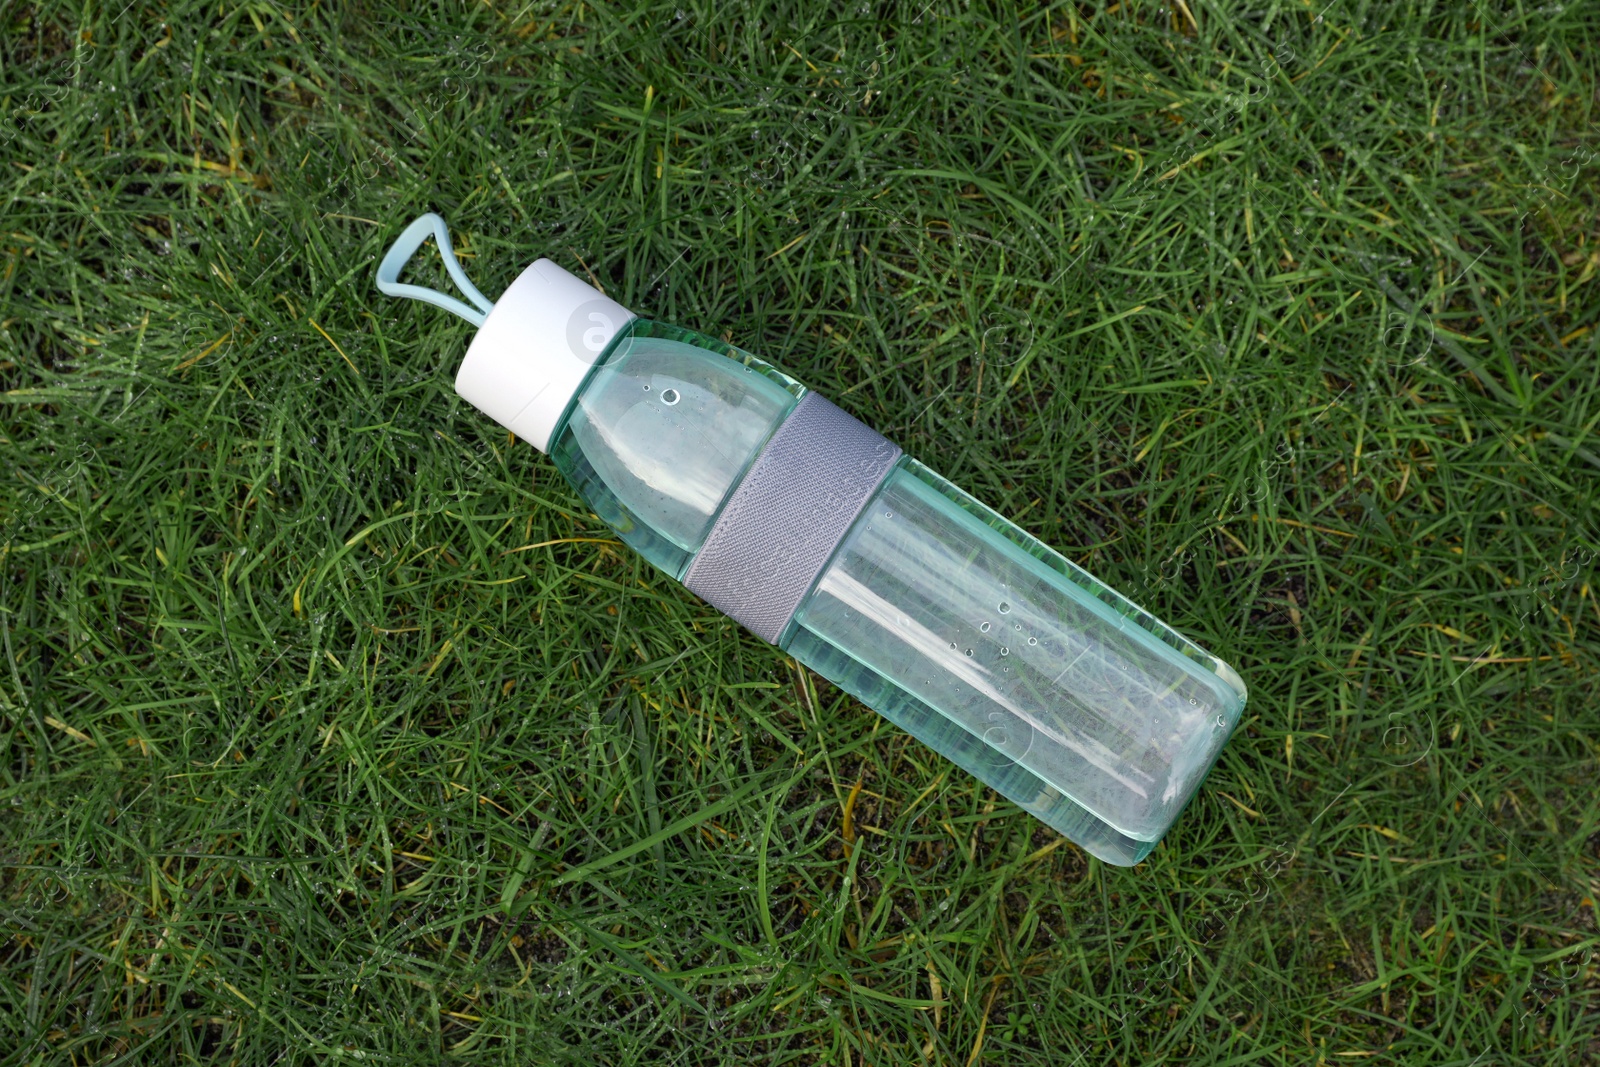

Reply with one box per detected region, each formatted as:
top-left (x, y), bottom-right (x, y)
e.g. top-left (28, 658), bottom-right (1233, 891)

top-left (684, 391), bottom-right (902, 644)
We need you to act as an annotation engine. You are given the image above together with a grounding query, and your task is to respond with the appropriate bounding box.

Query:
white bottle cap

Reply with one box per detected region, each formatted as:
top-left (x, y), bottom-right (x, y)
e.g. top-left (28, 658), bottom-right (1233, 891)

top-left (454, 258), bottom-right (635, 453)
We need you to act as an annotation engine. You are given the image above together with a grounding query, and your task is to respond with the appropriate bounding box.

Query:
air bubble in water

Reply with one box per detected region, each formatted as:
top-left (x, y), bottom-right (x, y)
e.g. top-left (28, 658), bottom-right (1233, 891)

top-left (998, 601), bottom-right (1011, 613)
top-left (1027, 637), bottom-right (1037, 645)
top-left (980, 621), bottom-right (991, 633)
top-left (964, 649), bottom-right (973, 657)
top-left (999, 647), bottom-right (1009, 656)
top-left (660, 388), bottom-right (680, 405)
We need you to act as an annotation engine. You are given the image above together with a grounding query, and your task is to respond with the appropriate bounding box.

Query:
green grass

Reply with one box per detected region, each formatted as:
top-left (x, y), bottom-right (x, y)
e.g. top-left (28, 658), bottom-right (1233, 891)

top-left (2, 0), bottom-right (1598, 1062)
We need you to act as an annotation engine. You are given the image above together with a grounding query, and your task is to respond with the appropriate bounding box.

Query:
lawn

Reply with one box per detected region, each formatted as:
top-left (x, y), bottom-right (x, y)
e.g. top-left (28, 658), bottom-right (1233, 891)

top-left (2, 1), bottom-right (1598, 1063)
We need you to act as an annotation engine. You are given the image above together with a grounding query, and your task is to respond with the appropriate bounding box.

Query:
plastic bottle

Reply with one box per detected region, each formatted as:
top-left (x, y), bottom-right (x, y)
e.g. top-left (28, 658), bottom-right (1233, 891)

top-left (377, 213), bottom-right (1247, 866)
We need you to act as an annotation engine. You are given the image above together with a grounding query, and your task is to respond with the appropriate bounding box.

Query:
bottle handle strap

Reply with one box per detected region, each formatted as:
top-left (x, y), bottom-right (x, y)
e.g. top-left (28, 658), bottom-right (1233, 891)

top-left (376, 212), bottom-right (496, 327)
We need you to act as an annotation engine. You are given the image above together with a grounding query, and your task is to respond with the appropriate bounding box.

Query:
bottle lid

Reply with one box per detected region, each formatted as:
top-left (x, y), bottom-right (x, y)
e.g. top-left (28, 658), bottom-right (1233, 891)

top-left (455, 258), bottom-right (633, 452)
top-left (376, 213), bottom-right (635, 452)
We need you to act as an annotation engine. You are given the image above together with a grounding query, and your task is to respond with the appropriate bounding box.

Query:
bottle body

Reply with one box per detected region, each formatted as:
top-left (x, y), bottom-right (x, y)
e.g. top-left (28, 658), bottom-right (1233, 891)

top-left (548, 319), bottom-right (1246, 866)
top-left (784, 460), bottom-right (1245, 865)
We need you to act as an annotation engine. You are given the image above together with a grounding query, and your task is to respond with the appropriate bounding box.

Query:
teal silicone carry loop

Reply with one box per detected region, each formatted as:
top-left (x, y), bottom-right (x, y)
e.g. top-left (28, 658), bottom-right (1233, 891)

top-left (376, 212), bottom-right (496, 327)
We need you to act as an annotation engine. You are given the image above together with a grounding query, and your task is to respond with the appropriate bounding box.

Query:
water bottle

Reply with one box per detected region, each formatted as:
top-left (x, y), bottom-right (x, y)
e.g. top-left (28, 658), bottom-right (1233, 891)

top-left (377, 213), bottom-right (1247, 866)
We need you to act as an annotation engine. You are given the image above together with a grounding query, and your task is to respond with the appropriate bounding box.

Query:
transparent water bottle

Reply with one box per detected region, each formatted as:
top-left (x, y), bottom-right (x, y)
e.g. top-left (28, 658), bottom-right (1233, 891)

top-left (378, 214), bottom-right (1247, 866)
